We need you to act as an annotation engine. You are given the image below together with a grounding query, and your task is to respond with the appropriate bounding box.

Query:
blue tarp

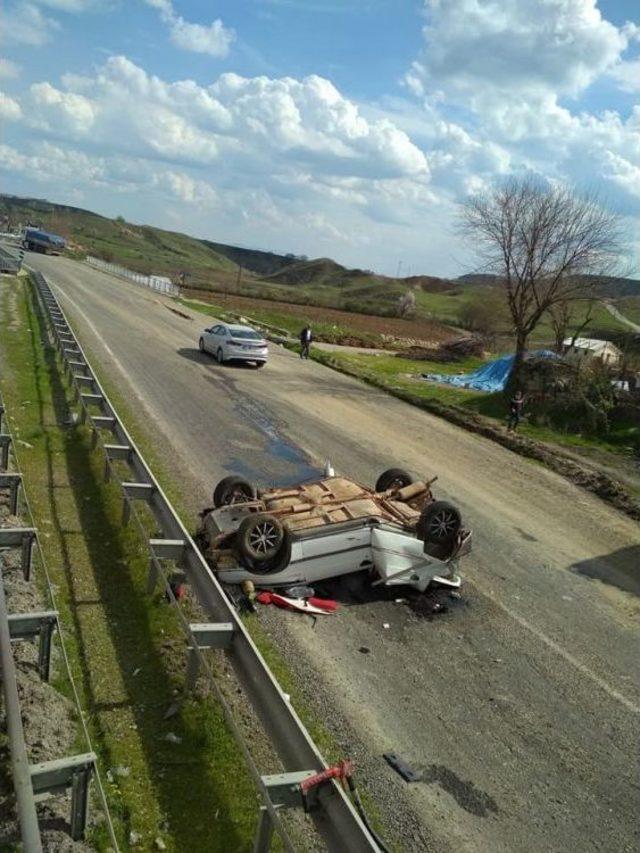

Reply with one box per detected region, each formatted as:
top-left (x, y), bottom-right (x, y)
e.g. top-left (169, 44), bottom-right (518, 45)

top-left (423, 350), bottom-right (558, 393)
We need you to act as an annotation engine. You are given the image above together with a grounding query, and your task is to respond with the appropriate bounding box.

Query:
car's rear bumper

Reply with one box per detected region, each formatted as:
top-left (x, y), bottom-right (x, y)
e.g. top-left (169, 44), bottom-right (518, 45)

top-left (227, 354), bottom-right (268, 363)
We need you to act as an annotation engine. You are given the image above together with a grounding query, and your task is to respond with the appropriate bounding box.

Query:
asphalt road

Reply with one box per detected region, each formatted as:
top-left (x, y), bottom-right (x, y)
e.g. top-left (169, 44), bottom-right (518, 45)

top-left (27, 255), bottom-right (640, 853)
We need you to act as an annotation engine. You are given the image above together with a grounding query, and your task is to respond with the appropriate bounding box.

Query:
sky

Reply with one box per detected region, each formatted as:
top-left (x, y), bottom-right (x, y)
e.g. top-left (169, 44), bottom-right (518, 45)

top-left (0, 0), bottom-right (638, 277)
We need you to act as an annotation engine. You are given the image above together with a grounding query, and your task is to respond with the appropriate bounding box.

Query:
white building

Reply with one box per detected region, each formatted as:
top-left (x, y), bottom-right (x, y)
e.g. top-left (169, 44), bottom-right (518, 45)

top-left (562, 337), bottom-right (622, 367)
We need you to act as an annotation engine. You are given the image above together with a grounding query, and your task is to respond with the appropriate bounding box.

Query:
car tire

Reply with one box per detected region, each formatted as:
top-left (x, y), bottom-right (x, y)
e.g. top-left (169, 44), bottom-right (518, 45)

top-left (212, 476), bottom-right (257, 507)
top-left (199, 338), bottom-right (205, 353)
top-left (216, 347), bottom-right (225, 364)
top-left (375, 468), bottom-right (416, 492)
top-left (235, 514), bottom-right (291, 573)
top-left (418, 500), bottom-right (461, 545)
top-left (254, 361), bottom-right (266, 369)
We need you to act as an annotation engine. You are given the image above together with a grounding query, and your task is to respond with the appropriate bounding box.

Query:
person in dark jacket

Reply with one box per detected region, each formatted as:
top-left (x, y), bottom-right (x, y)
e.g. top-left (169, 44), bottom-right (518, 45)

top-left (299, 325), bottom-right (312, 359)
top-left (507, 390), bottom-right (525, 431)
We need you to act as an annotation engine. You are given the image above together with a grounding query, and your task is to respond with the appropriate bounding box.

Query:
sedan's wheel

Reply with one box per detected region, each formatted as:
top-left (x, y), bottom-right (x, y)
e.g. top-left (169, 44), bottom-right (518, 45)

top-left (216, 347), bottom-right (225, 364)
top-left (419, 500), bottom-right (461, 544)
top-left (235, 514), bottom-right (290, 573)
top-left (198, 338), bottom-right (205, 352)
top-left (375, 467), bottom-right (416, 492)
top-left (212, 475), bottom-right (256, 507)
top-left (254, 361), bottom-right (266, 369)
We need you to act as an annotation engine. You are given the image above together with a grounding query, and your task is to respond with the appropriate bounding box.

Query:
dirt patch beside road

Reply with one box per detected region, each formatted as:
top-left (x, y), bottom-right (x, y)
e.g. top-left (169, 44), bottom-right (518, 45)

top-left (184, 287), bottom-right (456, 346)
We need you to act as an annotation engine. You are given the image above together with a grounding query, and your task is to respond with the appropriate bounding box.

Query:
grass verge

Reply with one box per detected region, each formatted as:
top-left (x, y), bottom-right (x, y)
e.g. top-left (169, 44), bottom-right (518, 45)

top-left (307, 349), bottom-right (639, 457)
top-left (0, 276), bottom-right (260, 851)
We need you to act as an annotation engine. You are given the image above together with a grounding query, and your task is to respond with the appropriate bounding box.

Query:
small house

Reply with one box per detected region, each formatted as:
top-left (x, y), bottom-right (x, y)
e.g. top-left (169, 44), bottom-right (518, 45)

top-left (562, 337), bottom-right (622, 367)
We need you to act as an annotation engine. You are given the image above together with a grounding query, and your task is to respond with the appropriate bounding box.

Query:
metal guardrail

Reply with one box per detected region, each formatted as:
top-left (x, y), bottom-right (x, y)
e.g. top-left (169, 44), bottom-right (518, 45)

top-left (0, 546), bottom-right (42, 850)
top-left (85, 256), bottom-right (180, 296)
top-left (0, 394), bottom-right (114, 850)
top-left (31, 270), bottom-right (380, 851)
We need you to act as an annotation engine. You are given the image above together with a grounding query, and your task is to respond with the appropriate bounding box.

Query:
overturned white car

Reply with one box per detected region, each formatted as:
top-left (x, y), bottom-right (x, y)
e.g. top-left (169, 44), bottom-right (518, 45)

top-left (195, 468), bottom-right (472, 594)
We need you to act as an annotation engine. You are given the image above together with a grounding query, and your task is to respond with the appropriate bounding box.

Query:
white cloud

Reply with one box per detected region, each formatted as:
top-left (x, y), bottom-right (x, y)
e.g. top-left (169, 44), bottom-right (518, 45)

top-left (27, 56), bottom-right (429, 181)
top-left (2, 2), bottom-right (60, 45)
top-left (143, 0), bottom-right (235, 57)
top-left (602, 150), bottom-right (640, 199)
top-left (0, 59), bottom-right (20, 79)
top-left (0, 140), bottom-right (219, 207)
top-left (407, 0), bottom-right (631, 103)
top-left (31, 81), bottom-right (96, 133)
top-left (169, 16), bottom-right (235, 57)
top-left (610, 58), bottom-right (640, 93)
top-left (400, 0), bottom-right (640, 220)
top-left (37, 0), bottom-right (99, 9)
top-left (0, 91), bottom-right (22, 120)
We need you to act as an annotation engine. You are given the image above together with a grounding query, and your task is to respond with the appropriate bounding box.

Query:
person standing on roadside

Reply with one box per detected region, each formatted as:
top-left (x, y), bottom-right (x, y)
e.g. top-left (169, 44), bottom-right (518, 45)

top-left (507, 389), bottom-right (525, 431)
top-left (299, 325), bottom-right (312, 359)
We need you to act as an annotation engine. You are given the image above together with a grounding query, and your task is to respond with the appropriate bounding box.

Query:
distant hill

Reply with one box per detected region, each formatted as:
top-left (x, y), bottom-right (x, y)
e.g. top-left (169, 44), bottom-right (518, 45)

top-left (457, 273), bottom-right (501, 287)
top-left (458, 272), bottom-right (639, 299)
top-left (3, 193), bottom-right (635, 326)
top-left (265, 257), bottom-right (358, 286)
top-left (201, 240), bottom-right (299, 276)
top-left (0, 194), bottom-right (236, 287)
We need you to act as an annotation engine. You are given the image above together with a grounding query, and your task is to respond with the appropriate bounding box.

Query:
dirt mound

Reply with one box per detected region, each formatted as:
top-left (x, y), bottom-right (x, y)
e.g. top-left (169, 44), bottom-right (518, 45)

top-left (399, 336), bottom-right (486, 363)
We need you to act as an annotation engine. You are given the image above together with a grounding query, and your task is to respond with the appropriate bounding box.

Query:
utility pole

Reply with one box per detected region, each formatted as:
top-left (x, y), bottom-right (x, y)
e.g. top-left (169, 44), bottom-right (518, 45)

top-left (396, 260), bottom-right (403, 278)
top-left (236, 264), bottom-right (242, 290)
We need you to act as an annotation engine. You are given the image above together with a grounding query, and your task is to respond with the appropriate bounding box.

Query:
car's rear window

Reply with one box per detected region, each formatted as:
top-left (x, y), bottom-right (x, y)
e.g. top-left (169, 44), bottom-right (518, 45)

top-left (230, 328), bottom-right (261, 340)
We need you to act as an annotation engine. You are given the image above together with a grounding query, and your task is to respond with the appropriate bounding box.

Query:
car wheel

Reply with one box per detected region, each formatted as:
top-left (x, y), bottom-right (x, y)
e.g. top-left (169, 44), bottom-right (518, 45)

top-left (213, 475), bottom-right (257, 507)
top-left (254, 361), bottom-right (266, 369)
top-left (419, 500), bottom-right (461, 544)
top-left (235, 514), bottom-right (291, 573)
top-left (375, 468), bottom-right (416, 492)
top-left (216, 347), bottom-right (225, 364)
top-left (199, 338), bottom-right (205, 352)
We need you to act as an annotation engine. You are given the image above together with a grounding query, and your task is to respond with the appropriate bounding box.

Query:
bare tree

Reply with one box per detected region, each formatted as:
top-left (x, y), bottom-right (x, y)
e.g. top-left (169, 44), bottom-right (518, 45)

top-left (460, 178), bottom-right (622, 385)
top-left (548, 298), bottom-right (595, 354)
top-left (459, 288), bottom-right (509, 342)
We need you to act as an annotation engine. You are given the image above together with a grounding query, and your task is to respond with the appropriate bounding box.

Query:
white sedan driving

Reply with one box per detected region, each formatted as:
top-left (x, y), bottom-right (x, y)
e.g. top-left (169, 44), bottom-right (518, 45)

top-left (199, 322), bottom-right (269, 367)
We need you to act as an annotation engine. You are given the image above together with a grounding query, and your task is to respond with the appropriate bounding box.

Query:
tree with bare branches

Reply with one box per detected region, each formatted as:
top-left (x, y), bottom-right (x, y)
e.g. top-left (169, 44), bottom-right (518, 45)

top-left (460, 178), bottom-right (622, 385)
top-left (548, 298), bottom-right (596, 355)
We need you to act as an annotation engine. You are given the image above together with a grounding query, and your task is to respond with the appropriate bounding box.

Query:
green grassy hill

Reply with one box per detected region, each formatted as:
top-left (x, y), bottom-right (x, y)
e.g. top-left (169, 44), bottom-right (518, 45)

top-left (0, 195), bottom-right (236, 287)
top-left (2, 193), bottom-right (637, 343)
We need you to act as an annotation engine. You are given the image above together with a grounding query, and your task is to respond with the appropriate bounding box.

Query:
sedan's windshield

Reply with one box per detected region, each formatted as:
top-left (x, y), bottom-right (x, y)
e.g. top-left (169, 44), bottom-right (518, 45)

top-left (229, 328), bottom-right (262, 340)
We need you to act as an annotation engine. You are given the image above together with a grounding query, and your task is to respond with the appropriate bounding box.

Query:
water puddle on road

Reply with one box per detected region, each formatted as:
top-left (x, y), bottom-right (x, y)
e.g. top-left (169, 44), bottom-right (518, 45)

top-left (220, 375), bottom-right (321, 487)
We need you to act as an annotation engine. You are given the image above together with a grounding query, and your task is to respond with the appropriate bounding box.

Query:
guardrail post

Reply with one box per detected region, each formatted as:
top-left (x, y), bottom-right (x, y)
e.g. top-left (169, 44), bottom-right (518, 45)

top-left (0, 528), bottom-right (37, 581)
top-left (185, 622), bottom-right (235, 692)
top-left (0, 472), bottom-right (22, 515)
top-left (8, 611), bottom-right (58, 681)
top-left (147, 538), bottom-right (186, 594)
top-left (252, 771), bottom-right (320, 852)
top-left (253, 808), bottom-right (274, 853)
top-left (30, 752), bottom-right (97, 841)
top-left (0, 433), bottom-right (12, 470)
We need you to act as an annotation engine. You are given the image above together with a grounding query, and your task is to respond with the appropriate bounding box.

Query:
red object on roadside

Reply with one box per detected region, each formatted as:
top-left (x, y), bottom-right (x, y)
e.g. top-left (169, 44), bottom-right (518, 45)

top-left (300, 759), bottom-right (354, 794)
top-left (256, 591), bottom-right (338, 614)
top-left (308, 597), bottom-right (338, 612)
top-left (166, 578), bottom-right (185, 602)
